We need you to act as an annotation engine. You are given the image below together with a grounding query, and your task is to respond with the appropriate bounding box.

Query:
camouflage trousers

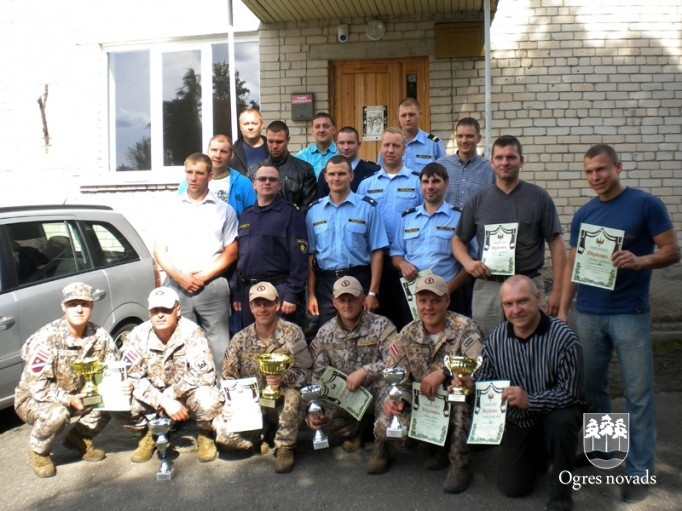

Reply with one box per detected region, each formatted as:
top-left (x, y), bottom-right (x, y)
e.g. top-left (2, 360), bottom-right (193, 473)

top-left (15, 399), bottom-right (110, 455)
top-left (216, 387), bottom-right (303, 450)
top-left (117, 386), bottom-right (222, 433)
top-left (374, 400), bottom-right (473, 468)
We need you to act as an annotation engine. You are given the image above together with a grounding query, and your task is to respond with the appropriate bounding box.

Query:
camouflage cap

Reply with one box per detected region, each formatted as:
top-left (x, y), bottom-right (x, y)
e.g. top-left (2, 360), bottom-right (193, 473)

top-left (414, 274), bottom-right (448, 296)
top-left (332, 276), bottom-right (364, 298)
top-left (249, 281), bottom-right (279, 302)
top-left (148, 287), bottom-right (180, 310)
top-left (61, 282), bottom-right (94, 303)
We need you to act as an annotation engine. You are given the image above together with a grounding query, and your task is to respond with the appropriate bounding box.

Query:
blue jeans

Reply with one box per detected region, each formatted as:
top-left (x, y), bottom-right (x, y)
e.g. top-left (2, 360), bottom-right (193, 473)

top-left (577, 312), bottom-right (655, 476)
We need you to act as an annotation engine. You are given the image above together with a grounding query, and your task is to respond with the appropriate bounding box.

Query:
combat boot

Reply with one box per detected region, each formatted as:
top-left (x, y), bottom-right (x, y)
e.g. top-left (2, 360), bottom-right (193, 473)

top-left (274, 447), bottom-right (295, 473)
top-left (366, 441), bottom-right (390, 474)
top-left (197, 430), bottom-right (218, 462)
top-left (63, 427), bottom-right (106, 462)
top-left (30, 450), bottom-right (56, 478)
top-left (130, 430), bottom-right (156, 463)
top-left (342, 434), bottom-right (363, 453)
top-left (443, 464), bottom-right (473, 494)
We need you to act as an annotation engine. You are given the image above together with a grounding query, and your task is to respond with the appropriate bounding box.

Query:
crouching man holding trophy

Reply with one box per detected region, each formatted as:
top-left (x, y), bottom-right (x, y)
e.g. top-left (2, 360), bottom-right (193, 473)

top-left (368, 275), bottom-right (483, 494)
top-left (306, 277), bottom-right (398, 453)
top-left (120, 287), bottom-right (222, 467)
top-left (220, 282), bottom-right (312, 473)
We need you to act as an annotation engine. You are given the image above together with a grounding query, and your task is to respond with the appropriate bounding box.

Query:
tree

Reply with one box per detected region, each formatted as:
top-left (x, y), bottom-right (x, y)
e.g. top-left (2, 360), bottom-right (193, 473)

top-left (598, 414), bottom-right (614, 451)
top-left (163, 68), bottom-right (202, 166)
top-left (585, 418), bottom-right (600, 451)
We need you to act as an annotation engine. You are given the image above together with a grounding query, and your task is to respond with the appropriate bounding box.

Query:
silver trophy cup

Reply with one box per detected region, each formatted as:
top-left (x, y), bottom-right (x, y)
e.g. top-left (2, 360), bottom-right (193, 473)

top-left (383, 368), bottom-right (408, 438)
top-left (301, 385), bottom-right (329, 450)
top-left (148, 417), bottom-right (174, 481)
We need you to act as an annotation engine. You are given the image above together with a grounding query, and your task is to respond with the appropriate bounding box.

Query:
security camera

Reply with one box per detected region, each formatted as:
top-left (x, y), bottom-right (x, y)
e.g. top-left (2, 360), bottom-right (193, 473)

top-left (337, 24), bottom-right (349, 43)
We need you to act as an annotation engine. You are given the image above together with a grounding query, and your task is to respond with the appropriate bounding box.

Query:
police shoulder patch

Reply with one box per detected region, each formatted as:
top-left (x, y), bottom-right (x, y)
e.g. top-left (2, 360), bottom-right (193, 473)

top-left (297, 238), bottom-right (308, 254)
top-left (362, 196), bottom-right (378, 206)
top-left (427, 133), bottom-right (440, 142)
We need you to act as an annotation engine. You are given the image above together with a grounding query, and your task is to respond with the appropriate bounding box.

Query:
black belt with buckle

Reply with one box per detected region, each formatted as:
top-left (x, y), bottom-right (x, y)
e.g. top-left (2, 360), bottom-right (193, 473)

top-left (238, 272), bottom-right (289, 286)
top-left (315, 265), bottom-right (370, 279)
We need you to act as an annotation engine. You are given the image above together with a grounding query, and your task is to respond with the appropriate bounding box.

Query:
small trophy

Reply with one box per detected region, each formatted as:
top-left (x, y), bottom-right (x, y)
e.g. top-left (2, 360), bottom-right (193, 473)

top-left (71, 357), bottom-right (106, 406)
top-left (255, 353), bottom-right (292, 408)
top-left (383, 368), bottom-right (408, 438)
top-left (148, 417), bottom-right (174, 481)
top-left (443, 355), bottom-right (483, 403)
top-left (300, 385), bottom-right (329, 450)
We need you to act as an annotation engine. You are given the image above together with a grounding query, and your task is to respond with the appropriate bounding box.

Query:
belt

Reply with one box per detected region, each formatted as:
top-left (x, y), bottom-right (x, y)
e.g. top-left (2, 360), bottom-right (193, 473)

top-left (315, 265), bottom-right (370, 279)
top-left (481, 271), bottom-right (540, 283)
top-left (238, 272), bottom-right (290, 286)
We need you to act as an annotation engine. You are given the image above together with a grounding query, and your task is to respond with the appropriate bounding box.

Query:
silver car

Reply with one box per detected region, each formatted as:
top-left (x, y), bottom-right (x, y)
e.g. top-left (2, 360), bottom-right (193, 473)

top-left (0, 205), bottom-right (158, 410)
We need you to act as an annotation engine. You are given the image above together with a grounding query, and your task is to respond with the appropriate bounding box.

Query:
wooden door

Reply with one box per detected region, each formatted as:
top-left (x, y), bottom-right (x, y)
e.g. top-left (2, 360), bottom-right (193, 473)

top-left (330, 57), bottom-right (431, 162)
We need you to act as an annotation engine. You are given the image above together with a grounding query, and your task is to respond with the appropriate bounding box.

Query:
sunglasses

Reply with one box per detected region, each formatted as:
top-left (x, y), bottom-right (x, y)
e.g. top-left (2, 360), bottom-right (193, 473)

top-left (256, 176), bottom-right (279, 183)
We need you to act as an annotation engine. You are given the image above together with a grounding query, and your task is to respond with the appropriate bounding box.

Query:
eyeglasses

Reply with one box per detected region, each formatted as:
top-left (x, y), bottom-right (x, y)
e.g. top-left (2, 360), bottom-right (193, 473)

top-left (256, 176), bottom-right (279, 183)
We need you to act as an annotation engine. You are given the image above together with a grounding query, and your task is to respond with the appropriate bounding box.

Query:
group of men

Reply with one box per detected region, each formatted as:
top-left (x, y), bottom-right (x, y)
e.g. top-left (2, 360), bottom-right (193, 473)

top-left (14, 101), bottom-right (680, 511)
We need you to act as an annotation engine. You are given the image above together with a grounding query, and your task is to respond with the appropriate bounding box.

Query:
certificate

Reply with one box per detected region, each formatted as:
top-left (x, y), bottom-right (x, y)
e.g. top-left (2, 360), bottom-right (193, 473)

top-left (220, 377), bottom-right (263, 433)
top-left (481, 223), bottom-right (518, 275)
top-left (571, 223), bottom-right (624, 290)
top-left (408, 383), bottom-right (450, 446)
top-left (318, 366), bottom-right (373, 421)
top-left (467, 380), bottom-right (510, 445)
top-left (95, 361), bottom-right (131, 411)
top-left (400, 268), bottom-right (433, 321)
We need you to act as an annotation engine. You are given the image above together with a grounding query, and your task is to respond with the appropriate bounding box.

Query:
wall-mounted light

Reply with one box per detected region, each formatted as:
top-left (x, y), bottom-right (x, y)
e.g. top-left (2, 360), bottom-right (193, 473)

top-left (366, 19), bottom-right (386, 41)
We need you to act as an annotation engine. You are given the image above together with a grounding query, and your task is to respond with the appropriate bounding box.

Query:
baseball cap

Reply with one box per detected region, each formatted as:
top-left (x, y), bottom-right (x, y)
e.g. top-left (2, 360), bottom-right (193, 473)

top-left (332, 276), bottom-right (364, 298)
top-left (249, 282), bottom-right (279, 302)
top-left (61, 282), bottom-right (94, 303)
top-left (414, 274), bottom-right (448, 296)
top-left (148, 287), bottom-right (180, 310)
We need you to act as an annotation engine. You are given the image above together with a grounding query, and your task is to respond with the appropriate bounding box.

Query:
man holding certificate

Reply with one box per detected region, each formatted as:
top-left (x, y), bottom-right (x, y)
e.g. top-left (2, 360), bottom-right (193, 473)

top-left (307, 276), bottom-right (398, 452)
top-left (452, 135), bottom-right (566, 337)
top-left (558, 144), bottom-right (680, 504)
top-left (455, 276), bottom-right (583, 511)
top-left (368, 274), bottom-right (483, 494)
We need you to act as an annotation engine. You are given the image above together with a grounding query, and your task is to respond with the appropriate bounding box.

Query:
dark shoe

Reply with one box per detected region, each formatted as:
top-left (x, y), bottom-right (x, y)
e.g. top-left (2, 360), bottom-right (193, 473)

top-left (30, 450), bottom-right (56, 478)
top-left (443, 465), bottom-right (472, 494)
top-left (545, 498), bottom-right (573, 511)
top-left (424, 446), bottom-right (449, 471)
top-left (130, 430), bottom-right (156, 463)
top-left (342, 434), bottom-right (363, 453)
top-left (366, 441), bottom-right (390, 474)
top-left (621, 483), bottom-right (649, 503)
top-left (63, 428), bottom-right (106, 462)
top-left (197, 430), bottom-right (218, 462)
top-left (274, 447), bottom-right (295, 473)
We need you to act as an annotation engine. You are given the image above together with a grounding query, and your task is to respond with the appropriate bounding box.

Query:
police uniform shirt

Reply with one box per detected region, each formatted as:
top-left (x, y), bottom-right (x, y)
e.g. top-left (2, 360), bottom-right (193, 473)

top-left (390, 202), bottom-right (463, 282)
top-left (306, 191), bottom-right (388, 271)
top-left (357, 166), bottom-right (423, 245)
top-left (378, 129), bottom-right (446, 173)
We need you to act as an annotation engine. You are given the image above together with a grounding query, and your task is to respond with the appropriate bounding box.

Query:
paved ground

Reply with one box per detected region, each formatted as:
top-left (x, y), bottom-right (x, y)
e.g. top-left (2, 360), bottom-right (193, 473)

top-left (1, 341), bottom-right (680, 511)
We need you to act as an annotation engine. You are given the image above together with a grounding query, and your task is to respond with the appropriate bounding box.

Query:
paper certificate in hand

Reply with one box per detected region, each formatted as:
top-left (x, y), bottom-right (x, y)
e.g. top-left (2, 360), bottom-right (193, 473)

top-left (220, 377), bottom-right (263, 433)
top-left (408, 382), bottom-right (450, 446)
top-left (318, 366), bottom-right (372, 421)
top-left (571, 223), bottom-right (625, 290)
top-left (467, 380), bottom-right (510, 445)
top-left (95, 360), bottom-right (131, 411)
top-left (481, 223), bottom-right (518, 275)
top-left (400, 268), bottom-right (433, 321)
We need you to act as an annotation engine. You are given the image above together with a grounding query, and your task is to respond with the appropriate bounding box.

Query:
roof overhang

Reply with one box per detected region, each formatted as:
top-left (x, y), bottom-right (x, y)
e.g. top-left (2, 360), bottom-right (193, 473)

top-left (241, 0), bottom-right (498, 24)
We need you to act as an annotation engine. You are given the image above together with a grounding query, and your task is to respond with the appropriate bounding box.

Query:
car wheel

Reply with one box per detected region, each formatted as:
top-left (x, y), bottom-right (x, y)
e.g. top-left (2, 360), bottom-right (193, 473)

top-left (111, 321), bottom-right (139, 350)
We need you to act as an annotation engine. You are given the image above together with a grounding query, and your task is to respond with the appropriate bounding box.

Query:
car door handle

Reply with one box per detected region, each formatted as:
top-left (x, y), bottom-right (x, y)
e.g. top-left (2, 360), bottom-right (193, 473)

top-left (0, 316), bottom-right (15, 331)
top-left (92, 289), bottom-right (106, 301)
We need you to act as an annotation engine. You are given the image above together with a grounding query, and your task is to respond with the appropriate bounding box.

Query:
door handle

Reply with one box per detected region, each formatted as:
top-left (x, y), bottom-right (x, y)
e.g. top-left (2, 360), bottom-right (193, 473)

top-left (92, 289), bottom-right (106, 301)
top-left (0, 316), bottom-right (16, 331)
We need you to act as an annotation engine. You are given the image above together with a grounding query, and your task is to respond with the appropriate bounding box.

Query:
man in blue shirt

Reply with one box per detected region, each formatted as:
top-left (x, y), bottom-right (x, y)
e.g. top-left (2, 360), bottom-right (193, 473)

top-left (306, 155), bottom-right (388, 325)
top-left (296, 112), bottom-right (338, 179)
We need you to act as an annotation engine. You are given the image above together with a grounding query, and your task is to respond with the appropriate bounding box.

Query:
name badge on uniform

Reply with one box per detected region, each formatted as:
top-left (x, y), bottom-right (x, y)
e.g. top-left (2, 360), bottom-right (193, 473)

top-left (397, 188), bottom-right (416, 193)
top-left (348, 219), bottom-right (367, 225)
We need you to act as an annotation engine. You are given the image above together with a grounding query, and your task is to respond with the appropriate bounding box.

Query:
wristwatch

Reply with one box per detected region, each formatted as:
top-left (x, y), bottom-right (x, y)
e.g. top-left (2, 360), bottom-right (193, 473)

top-left (368, 291), bottom-right (378, 297)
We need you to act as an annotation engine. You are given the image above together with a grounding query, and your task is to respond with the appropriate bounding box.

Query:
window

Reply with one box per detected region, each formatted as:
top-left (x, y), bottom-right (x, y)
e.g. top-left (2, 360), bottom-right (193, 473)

top-left (109, 35), bottom-right (259, 173)
top-left (83, 222), bottom-right (140, 267)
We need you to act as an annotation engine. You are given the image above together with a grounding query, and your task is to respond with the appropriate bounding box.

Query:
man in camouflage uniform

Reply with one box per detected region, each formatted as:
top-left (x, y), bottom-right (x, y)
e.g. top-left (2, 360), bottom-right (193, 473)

top-left (15, 282), bottom-right (117, 478)
top-left (307, 276), bottom-right (397, 452)
top-left (121, 287), bottom-right (222, 463)
top-left (368, 274), bottom-right (484, 494)
top-left (219, 282), bottom-right (312, 473)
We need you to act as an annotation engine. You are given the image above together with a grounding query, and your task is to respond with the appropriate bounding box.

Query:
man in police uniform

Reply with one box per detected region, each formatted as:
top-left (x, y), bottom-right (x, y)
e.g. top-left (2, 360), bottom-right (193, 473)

top-left (391, 162), bottom-right (473, 318)
top-left (358, 127), bottom-right (423, 330)
top-left (306, 277), bottom-right (398, 451)
top-left (368, 274), bottom-right (484, 495)
top-left (234, 164), bottom-right (308, 328)
top-left (15, 282), bottom-right (117, 478)
top-left (122, 287), bottom-right (222, 463)
top-left (378, 98), bottom-right (446, 172)
top-left (220, 283), bottom-right (312, 473)
top-left (306, 155), bottom-right (388, 326)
